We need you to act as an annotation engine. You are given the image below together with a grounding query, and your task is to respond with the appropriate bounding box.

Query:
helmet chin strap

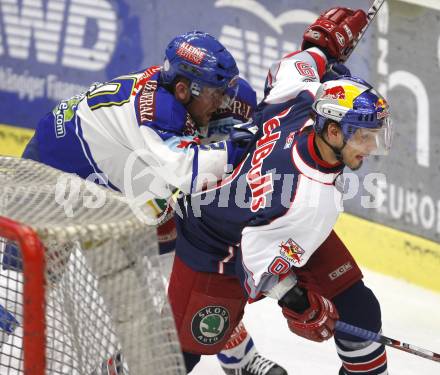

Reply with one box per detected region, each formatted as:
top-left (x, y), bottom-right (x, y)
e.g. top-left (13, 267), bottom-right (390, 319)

top-left (319, 133), bottom-right (347, 163)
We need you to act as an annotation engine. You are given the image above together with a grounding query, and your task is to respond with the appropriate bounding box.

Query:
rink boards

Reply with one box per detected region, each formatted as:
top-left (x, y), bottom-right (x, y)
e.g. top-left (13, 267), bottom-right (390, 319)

top-left (335, 214), bottom-right (440, 293)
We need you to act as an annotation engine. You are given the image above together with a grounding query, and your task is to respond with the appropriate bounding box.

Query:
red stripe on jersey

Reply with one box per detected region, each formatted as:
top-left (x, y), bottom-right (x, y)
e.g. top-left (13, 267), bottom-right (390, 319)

top-left (282, 50), bottom-right (301, 59)
top-left (307, 132), bottom-right (343, 169)
top-left (342, 352), bottom-right (387, 373)
top-left (307, 51), bottom-right (327, 79)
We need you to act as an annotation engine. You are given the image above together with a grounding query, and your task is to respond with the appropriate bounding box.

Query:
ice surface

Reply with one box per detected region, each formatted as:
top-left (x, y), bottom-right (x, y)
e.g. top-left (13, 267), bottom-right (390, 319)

top-left (192, 269), bottom-right (440, 375)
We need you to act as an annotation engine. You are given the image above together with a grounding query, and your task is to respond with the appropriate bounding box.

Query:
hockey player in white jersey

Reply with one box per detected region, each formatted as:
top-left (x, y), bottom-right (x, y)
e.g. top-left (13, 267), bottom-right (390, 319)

top-left (167, 8), bottom-right (393, 375)
top-left (21, 31), bottom-right (243, 201)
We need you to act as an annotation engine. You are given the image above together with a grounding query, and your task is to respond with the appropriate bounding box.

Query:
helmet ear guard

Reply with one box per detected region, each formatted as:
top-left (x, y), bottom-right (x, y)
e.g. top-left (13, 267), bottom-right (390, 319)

top-left (313, 101), bottom-right (350, 124)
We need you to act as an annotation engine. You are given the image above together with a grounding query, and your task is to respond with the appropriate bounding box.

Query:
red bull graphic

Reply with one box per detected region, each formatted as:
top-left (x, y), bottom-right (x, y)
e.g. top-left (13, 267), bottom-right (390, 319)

top-left (376, 98), bottom-right (389, 120)
top-left (279, 238), bottom-right (305, 264)
top-left (322, 85), bottom-right (346, 100)
top-left (376, 98), bottom-right (386, 109)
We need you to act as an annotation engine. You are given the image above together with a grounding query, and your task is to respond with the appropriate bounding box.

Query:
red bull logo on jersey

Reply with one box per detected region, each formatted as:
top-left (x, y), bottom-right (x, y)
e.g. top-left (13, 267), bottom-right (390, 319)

top-left (322, 85), bottom-right (346, 100)
top-left (279, 238), bottom-right (305, 264)
top-left (177, 42), bottom-right (206, 65)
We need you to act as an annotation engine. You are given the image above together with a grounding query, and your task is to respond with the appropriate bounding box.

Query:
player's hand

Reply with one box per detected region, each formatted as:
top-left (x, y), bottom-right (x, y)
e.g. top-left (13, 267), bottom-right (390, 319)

top-left (229, 121), bottom-right (258, 147)
top-left (302, 7), bottom-right (367, 62)
top-left (279, 287), bottom-right (339, 342)
top-left (226, 121), bottom-right (258, 168)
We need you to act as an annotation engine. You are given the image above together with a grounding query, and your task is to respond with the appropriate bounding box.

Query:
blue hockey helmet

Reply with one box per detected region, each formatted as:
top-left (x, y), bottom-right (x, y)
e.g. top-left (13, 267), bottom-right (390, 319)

top-left (312, 76), bottom-right (392, 155)
top-left (161, 31), bottom-right (239, 104)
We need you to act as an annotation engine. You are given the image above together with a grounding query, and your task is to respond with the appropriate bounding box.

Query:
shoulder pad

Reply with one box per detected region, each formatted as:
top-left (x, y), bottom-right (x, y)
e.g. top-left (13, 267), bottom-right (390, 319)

top-left (136, 82), bottom-right (196, 136)
top-left (211, 77), bottom-right (256, 124)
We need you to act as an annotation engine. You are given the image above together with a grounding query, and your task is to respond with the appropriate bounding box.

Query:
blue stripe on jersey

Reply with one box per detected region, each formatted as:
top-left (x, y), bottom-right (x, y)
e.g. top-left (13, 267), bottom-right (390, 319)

top-left (35, 112), bottom-right (119, 192)
top-left (74, 116), bottom-right (119, 191)
top-left (135, 72), bottom-right (189, 139)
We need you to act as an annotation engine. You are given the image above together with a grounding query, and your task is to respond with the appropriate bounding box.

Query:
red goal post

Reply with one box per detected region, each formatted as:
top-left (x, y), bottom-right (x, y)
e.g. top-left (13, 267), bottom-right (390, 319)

top-left (0, 217), bottom-right (45, 375)
top-left (0, 156), bottom-right (185, 375)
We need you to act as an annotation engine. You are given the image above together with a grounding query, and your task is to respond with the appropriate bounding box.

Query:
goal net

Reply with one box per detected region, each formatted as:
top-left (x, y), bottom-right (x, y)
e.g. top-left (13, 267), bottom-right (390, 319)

top-left (0, 156), bottom-right (185, 375)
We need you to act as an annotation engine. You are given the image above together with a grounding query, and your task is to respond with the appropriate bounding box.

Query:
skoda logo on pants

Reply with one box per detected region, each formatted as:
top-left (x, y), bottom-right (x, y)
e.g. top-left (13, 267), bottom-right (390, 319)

top-left (191, 306), bottom-right (230, 345)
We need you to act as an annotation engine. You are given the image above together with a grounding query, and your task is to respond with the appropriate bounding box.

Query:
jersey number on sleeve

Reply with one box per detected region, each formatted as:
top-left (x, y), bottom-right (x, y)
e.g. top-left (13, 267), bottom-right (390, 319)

top-left (87, 76), bottom-right (137, 110)
top-left (294, 61), bottom-right (317, 79)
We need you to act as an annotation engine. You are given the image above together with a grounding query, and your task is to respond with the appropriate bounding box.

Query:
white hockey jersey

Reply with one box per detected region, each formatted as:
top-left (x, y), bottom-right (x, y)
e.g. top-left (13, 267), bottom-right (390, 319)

top-left (32, 66), bottom-right (234, 202)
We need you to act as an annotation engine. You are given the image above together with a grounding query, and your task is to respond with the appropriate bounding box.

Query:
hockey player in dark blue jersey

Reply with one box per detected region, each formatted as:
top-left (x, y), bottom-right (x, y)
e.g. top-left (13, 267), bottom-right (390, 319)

top-left (153, 76), bottom-right (289, 375)
top-left (3, 30), bottom-right (286, 375)
top-left (167, 8), bottom-right (393, 375)
top-left (136, 74), bottom-right (287, 375)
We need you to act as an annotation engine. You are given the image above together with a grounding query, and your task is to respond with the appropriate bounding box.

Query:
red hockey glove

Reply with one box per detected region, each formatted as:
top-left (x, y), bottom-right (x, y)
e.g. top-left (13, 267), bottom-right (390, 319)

top-left (279, 287), bottom-right (339, 342)
top-left (302, 7), bottom-right (367, 62)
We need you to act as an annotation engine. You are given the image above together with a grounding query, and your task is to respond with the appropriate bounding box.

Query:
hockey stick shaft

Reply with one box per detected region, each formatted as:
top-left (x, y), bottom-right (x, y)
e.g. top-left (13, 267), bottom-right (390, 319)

top-left (335, 321), bottom-right (440, 363)
top-left (344, 0), bottom-right (386, 60)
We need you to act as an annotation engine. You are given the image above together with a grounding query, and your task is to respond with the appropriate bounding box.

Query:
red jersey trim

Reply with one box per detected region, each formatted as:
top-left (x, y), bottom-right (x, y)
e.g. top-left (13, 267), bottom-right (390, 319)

top-left (307, 50), bottom-right (327, 79)
top-left (307, 132), bottom-right (343, 169)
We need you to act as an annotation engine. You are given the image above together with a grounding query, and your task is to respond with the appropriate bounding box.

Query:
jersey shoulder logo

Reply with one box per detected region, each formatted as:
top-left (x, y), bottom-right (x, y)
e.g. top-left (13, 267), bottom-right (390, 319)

top-left (279, 238), bottom-right (305, 264)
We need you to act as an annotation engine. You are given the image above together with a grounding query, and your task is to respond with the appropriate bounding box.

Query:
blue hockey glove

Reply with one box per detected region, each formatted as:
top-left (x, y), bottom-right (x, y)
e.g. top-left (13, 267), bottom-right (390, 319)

top-left (226, 121), bottom-right (258, 168)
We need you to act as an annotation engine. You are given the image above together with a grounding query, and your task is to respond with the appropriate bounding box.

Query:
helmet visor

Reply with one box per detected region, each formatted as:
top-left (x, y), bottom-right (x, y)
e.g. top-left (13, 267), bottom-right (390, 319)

top-left (192, 75), bottom-right (239, 109)
top-left (220, 76), bottom-right (239, 109)
top-left (346, 117), bottom-right (392, 156)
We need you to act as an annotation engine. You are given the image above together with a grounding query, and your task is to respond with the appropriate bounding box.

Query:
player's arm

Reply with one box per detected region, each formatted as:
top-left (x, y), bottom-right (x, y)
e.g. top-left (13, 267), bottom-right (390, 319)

top-left (263, 7), bottom-right (367, 104)
top-left (263, 48), bottom-right (325, 105)
top-left (240, 209), bottom-right (339, 342)
top-left (139, 126), bottom-right (241, 195)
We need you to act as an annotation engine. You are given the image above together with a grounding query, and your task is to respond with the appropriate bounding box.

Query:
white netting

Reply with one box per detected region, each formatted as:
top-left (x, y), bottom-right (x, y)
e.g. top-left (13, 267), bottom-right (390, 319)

top-left (0, 156), bottom-right (185, 374)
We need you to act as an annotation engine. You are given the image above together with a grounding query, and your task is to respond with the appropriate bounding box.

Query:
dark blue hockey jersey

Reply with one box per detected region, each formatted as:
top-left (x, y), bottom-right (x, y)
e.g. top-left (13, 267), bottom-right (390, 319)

top-left (175, 48), bottom-right (345, 299)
